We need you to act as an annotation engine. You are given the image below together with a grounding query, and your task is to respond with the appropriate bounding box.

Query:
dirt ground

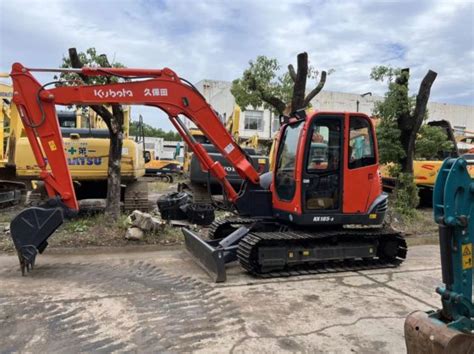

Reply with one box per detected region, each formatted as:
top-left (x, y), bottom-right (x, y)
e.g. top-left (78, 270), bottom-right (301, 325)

top-left (0, 244), bottom-right (443, 353)
top-left (0, 181), bottom-right (444, 352)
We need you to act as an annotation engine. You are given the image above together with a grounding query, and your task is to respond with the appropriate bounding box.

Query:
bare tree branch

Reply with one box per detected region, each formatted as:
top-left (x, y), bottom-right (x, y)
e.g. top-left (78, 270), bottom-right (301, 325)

top-left (248, 76), bottom-right (286, 114)
top-left (291, 52), bottom-right (308, 112)
top-left (303, 70), bottom-right (327, 107)
top-left (260, 91), bottom-right (287, 115)
top-left (402, 69), bottom-right (437, 173)
top-left (288, 64), bottom-right (297, 82)
top-left (413, 70), bottom-right (437, 123)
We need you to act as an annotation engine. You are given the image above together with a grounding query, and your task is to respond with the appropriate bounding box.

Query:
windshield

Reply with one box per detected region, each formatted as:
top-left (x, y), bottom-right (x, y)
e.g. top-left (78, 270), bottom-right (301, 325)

top-left (275, 121), bottom-right (304, 201)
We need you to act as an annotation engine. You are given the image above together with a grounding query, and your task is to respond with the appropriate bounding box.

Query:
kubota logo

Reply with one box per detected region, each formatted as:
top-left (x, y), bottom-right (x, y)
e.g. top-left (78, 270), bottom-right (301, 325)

top-left (93, 88), bottom-right (133, 98)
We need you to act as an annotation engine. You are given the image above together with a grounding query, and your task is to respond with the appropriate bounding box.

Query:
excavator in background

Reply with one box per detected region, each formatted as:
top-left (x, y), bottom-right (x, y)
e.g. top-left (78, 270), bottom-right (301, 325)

top-left (404, 157), bottom-right (474, 353)
top-left (143, 144), bottom-right (183, 182)
top-left (144, 154), bottom-right (182, 182)
top-left (0, 80), bottom-right (148, 211)
top-left (134, 114), bottom-right (182, 182)
top-left (184, 105), bottom-right (270, 200)
top-left (380, 120), bottom-right (462, 198)
top-left (0, 81), bottom-right (26, 206)
top-left (8, 63), bottom-right (406, 281)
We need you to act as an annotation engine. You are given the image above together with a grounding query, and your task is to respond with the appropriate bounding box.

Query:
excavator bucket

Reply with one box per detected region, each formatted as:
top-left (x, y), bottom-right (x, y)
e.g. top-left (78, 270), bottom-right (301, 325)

top-left (10, 207), bottom-right (64, 275)
top-left (404, 311), bottom-right (474, 354)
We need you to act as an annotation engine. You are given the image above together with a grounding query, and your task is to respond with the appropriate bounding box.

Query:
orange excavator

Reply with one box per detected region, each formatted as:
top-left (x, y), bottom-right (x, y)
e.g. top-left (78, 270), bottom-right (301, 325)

top-left (9, 63), bottom-right (406, 280)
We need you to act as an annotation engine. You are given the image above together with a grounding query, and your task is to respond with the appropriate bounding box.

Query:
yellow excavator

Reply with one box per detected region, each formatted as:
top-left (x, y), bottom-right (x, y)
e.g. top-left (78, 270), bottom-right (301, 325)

top-left (0, 80), bottom-right (148, 211)
top-left (378, 119), bottom-right (474, 204)
top-left (0, 82), bottom-right (26, 206)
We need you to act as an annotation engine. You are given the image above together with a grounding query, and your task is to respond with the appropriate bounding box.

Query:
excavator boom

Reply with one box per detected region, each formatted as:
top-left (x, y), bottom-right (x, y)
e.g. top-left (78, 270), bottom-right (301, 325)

top-left (9, 63), bottom-right (260, 273)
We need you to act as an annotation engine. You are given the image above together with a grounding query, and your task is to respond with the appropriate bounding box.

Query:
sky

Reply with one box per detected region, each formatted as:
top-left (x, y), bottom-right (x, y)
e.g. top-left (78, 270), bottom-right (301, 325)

top-left (1, 0), bottom-right (473, 131)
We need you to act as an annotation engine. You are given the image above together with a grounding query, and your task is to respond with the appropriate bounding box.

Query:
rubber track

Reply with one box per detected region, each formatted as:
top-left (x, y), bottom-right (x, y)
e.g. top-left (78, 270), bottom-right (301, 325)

top-left (237, 228), bottom-right (407, 278)
top-left (124, 180), bottom-right (149, 212)
top-left (207, 217), bottom-right (256, 239)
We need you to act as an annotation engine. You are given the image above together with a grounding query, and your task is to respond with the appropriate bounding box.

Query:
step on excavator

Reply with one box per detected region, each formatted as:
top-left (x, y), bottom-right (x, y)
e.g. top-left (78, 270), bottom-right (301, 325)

top-left (8, 63), bottom-right (406, 279)
top-left (405, 157), bottom-right (474, 353)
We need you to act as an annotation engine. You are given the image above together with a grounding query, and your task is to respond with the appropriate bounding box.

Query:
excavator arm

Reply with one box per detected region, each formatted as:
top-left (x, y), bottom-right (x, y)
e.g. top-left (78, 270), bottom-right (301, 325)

top-left (9, 62), bottom-right (260, 273)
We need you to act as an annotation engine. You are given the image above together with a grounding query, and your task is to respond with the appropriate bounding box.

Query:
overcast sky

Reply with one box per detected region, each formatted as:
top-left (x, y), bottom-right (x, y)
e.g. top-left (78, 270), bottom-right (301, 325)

top-left (1, 0), bottom-right (473, 131)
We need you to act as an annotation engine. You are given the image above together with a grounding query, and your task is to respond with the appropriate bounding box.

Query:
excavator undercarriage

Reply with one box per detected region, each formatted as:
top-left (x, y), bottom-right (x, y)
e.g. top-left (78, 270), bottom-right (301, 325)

top-left (185, 217), bottom-right (407, 282)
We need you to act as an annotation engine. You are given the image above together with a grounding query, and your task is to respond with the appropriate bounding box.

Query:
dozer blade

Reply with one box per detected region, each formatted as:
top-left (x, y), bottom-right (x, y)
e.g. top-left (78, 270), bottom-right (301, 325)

top-left (183, 228), bottom-right (236, 283)
top-left (405, 311), bottom-right (474, 354)
top-left (10, 207), bottom-right (64, 275)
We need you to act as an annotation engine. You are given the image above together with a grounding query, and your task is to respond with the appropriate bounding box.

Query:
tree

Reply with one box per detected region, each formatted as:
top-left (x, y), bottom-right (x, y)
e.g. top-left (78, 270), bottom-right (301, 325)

top-left (371, 66), bottom-right (438, 173)
top-left (55, 48), bottom-right (126, 221)
top-left (231, 52), bottom-right (330, 116)
top-left (371, 66), bottom-right (438, 214)
top-left (415, 125), bottom-right (454, 160)
top-left (129, 120), bottom-right (182, 141)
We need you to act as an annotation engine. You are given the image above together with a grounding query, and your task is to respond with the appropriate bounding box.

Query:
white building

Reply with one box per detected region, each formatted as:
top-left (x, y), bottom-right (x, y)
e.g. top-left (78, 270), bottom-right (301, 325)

top-left (311, 91), bottom-right (474, 135)
top-left (131, 136), bottom-right (184, 161)
top-left (190, 79), bottom-right (474, 139)
top-left (190, 80), bottom-right (277, 140)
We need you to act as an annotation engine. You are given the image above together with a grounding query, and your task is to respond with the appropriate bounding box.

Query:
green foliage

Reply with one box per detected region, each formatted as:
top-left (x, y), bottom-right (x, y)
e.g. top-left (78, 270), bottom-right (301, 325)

top-left (415, 125), bottom-right (454, 160)
top-left (393, 172), bottom-right (419, 218)
top-left (372, 66), bottom-right (417, 213)
top-left (372, 67), bottom-right (414, 125)
top-left (231, 56), bottom-right (292, 112)
top-left (231, 55), bottom-right (329, 113)
top-left (371, 66), bottom-right (411, 169)
top-left (130, 120), bottom-right (181, 141)
top-left (54, 48), bottom-right (125, 85)
top-left (370, 66), bottom-right (401, 83)
top-left (376, 119), bottom-right (405, 166)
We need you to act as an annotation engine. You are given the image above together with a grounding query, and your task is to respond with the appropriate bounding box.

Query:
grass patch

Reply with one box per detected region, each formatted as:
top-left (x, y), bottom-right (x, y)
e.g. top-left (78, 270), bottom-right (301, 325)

top-left (148, 181), bottom-right (174, 193)
top-left (0, 211), bottom-right (185, 253)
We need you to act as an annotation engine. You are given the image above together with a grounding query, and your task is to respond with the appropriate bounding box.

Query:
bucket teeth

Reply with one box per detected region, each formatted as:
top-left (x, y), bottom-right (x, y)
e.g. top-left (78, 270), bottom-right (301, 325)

top-left (10, 206), bottom-right (64, 274)
top-left (17, 245), bottom-right (38, 276)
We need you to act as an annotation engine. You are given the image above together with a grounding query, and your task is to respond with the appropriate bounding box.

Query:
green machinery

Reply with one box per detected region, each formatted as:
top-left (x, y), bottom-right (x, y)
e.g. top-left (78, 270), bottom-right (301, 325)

top-left (405, 157), bottom-right (474, 353)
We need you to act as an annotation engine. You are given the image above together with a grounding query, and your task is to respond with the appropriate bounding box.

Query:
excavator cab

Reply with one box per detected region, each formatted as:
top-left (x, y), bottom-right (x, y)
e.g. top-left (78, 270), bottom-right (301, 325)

top-left (186, 112), bottom-right (404, 282)
top-left (271, 112), bottom-right (386, 226)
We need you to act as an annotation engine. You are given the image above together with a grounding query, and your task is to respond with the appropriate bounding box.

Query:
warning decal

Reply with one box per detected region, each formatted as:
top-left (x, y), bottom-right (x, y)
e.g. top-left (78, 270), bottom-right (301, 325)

top-left (462, 243), bottom-right (472, 270)
top-left (48, 140), bottom-right (57, 151)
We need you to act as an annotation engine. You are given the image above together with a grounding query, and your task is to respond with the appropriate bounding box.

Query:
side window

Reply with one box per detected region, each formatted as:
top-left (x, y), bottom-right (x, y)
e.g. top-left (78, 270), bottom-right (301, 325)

top-left (349, 116), bottom-right (376, 169)
top-left (306, 120), bottom-right (341, 172)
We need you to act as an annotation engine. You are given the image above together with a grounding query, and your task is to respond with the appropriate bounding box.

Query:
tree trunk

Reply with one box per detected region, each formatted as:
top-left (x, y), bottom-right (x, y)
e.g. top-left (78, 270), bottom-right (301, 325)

top-left (252, 52), bottom-right (327, 116)
top-left (399, 69), bottom-right (437, 173)
top-left (291, 52), bottom-right (308, 112)
top-left (68, 48), bottom-right (124, 221)
top-left (105, 127), bottom-right (123, 220)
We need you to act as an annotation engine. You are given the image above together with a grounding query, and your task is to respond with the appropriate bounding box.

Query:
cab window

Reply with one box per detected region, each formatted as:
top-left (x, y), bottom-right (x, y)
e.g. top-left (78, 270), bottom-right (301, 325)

top-left (275, 121), bottom-right (304, 201)
top-left (304, 117), bottom-right (342, 210)
top-left (349, 116), bottom-right (375, 169)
